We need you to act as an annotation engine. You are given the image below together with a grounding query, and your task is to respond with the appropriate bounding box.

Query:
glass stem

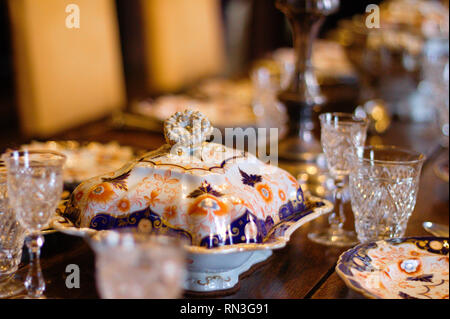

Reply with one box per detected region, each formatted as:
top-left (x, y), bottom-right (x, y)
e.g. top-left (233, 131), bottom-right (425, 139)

top-left (329, 178), bottom-right (346, 234)
top-left (24, 232), bottom-right (45, 298)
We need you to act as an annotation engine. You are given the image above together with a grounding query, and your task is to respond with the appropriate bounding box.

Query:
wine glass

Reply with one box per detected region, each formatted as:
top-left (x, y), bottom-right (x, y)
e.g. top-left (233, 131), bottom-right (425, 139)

top-left (308, 113), bottom-right (368, 246)
top-left (2, 150), bottom-right (66, 298)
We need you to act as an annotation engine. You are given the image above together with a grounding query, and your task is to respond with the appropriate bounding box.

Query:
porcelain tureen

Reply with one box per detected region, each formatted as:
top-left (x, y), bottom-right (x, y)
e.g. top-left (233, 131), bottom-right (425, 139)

top-left (60, 109), bottom-right (332, 292)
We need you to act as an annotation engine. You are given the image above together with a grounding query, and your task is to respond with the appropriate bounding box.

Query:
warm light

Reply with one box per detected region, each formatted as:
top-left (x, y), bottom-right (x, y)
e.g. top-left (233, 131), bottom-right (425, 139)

top-left (306, 166), bottom-right (318, 175)
top-left (371, 105), bottom-right (384, 120)
top-left (369, 135), bottom-right (383, 145)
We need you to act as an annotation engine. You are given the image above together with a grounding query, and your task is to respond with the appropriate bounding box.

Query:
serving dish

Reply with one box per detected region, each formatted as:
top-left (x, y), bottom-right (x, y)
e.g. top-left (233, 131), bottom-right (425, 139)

top-left (55, 109), bottom-right (332, 292)
top-left (336, 237), bottom-right (449, 299)
top-left (53, 195), bottom-right (330, 292)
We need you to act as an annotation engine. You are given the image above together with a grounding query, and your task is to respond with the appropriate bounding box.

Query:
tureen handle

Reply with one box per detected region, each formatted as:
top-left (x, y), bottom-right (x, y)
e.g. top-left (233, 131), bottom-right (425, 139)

top-left (163, 109), bottom-right (213, 156)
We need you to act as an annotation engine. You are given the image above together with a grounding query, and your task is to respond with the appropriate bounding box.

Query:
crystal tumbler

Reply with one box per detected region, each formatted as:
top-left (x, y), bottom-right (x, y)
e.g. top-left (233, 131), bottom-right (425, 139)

top-left (349, 145), bottom-right (426, 243)
top-left (90, 231), bottom-right (186, 299)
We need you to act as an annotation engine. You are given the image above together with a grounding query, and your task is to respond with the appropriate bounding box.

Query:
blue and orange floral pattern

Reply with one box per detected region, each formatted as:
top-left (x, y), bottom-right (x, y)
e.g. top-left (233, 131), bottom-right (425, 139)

top-left (255, 183), bottom-right (273, 203)
top-left (188, 181), bottom-right (223, 198)
top-left (102, 171), bottom-right (131, 191)
top-left (239, 168), bottom-right (262, 187)
top-left (87, 183), bottom-right (116, 205)
top-left (64, 139), bottom-right (315, 248)
top-left (336, 237), bottom-right (449, 299)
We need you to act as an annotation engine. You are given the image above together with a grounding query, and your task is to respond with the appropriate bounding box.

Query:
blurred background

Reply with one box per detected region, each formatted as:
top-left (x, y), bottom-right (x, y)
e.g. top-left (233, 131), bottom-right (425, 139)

top-left (0, 0), bottom-right (448, 152)
top-left (0, 0), bottom-right (379, 135)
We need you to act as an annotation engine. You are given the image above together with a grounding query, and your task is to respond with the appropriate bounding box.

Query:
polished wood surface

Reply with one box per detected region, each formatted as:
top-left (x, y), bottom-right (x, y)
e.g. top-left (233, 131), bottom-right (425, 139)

top-left (4, 118), bottom-right (449, 299)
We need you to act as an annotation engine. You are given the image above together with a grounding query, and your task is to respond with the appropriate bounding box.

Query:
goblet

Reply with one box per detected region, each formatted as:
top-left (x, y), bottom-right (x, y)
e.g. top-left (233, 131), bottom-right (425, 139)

top-left (89, 231), bottom-right (186, 299)
top-left (0, 161), bottom-right (26, 298)
top-left (308, 113), bottom-right (368, 246)
top-left (2, 150), bottom-right (66, 298)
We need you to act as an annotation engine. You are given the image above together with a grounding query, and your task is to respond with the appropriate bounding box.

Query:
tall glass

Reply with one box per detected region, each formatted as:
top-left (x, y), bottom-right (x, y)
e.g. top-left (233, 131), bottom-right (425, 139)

top-left (2, 150), bottom-right (66, 298)
top-left (308, 113), bottom-right (368, 246)
top-left (0, 161), bottom-right (26, 298)
top-left (89, 231), bottom-right (186, 299)
top-left (349, 145), bottom-right (426, 243)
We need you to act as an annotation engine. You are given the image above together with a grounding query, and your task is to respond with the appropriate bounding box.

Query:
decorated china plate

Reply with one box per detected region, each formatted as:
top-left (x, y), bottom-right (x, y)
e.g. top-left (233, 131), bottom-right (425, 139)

top-left (336, 237), bottom-right (449, 299)
top-left (134, 94), bottom-right (256, 130)
top-left (20, 141), bottom-right (139, 189)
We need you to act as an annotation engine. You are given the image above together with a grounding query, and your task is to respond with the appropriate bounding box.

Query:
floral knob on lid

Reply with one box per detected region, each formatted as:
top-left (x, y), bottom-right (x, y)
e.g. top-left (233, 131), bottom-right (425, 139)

top-left (163, 109), bottom-right (213, 157)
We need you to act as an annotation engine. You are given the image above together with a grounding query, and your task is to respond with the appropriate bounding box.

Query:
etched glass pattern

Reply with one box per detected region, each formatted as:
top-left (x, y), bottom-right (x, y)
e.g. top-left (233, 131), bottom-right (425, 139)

top-left (349, 146), bottom-right (425, 243)
top-left (0, 200), bottom-right (24, 278)
top-left (0, 164), bottom-right (26, 297)
top-left (308, 113), bottom-right (368, 247)
top-left (3, 151), bottom-right (65, 298)
top-left (321, 122), bottom-right (368, 179)
top-left (7, 166), bottom-right (63, 231)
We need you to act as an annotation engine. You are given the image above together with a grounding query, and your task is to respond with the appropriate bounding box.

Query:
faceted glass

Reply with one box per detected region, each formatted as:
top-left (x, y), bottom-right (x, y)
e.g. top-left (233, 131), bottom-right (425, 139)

top-left (0, 163), bottom-right (26, 298)
top-left (349, 145), bottom-right (426, 243)
top-left (319, 113), bottom-right (369, 180)
top-left (308, 113), bottom-right (368, 247)
top-left (2, 150), bottom-right (66, 298)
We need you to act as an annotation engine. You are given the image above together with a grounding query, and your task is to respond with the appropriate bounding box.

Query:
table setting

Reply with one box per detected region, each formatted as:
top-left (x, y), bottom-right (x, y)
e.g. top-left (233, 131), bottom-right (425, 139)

top-left (0, 0), bottom-right (448, 302)
top-left (1, 104), bottom-right (448, 299)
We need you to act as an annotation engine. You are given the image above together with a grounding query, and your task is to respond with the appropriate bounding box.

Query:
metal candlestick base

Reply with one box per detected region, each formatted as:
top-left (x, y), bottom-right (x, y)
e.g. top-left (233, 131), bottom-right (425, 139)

top-left (275, 0), bottom-right (339, 165)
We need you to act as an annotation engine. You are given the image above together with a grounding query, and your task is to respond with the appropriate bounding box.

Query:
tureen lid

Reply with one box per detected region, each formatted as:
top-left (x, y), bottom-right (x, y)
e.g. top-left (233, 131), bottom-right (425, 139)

top-left (140, 109), bottom-right (252, 171)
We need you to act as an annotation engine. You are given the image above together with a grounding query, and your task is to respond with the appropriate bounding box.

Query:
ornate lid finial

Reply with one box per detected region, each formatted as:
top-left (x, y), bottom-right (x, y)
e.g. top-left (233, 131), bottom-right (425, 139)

top-left (164, 109), bottom-right (213, 153)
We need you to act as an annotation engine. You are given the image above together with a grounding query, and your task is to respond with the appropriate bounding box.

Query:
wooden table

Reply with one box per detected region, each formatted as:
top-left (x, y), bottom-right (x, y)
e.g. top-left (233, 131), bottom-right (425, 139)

top-left (5, 118), bottom-right (449, 299)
